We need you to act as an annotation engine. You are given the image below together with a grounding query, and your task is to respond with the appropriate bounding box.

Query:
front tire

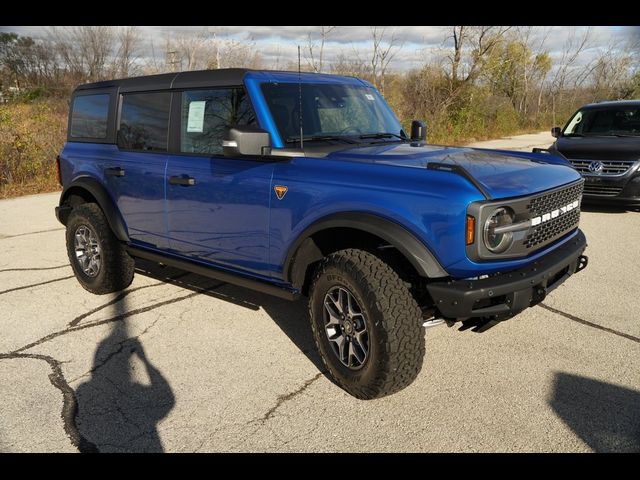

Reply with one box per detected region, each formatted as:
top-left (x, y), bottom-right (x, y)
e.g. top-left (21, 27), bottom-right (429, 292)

top-left (308, 249), bottom-right (425, 399)
top-left (65, 203), bottom-right (134, 295)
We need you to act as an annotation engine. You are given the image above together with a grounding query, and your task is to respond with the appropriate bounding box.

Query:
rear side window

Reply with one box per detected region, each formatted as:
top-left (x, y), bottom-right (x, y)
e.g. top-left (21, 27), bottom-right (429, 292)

top-left (70, 94), bottom-right (110, 139)
top-left (118, 92), bottom-right (171, 152)
top-left (180, 88), bottom-right (257, 155)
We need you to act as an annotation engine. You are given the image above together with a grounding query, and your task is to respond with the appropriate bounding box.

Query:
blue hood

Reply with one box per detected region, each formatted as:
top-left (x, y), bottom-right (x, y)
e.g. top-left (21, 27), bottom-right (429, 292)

top-left (325, 143), bottom-right (580, 199)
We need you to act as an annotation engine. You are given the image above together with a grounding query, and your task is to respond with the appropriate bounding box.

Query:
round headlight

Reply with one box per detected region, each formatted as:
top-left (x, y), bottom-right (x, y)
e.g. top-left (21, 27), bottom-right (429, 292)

top-left (484, 207), bottom-right (515, 253)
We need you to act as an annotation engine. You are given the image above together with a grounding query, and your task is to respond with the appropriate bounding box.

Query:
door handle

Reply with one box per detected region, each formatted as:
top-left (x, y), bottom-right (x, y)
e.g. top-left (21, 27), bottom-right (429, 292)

top-left (169, 175), bottom-right (197, 187)
top-left (105, 167), bottom-right (125, 177)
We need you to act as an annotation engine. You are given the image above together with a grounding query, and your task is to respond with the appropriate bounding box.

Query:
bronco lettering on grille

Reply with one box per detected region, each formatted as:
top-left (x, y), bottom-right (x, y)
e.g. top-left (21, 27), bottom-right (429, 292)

top-left (530, 200), bottom-right (580, 227)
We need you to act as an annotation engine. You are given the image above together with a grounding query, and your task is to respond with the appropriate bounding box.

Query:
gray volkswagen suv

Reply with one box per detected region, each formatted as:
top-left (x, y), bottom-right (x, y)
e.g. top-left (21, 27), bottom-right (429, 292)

top-left (548, 100), bottom-right (640, 207)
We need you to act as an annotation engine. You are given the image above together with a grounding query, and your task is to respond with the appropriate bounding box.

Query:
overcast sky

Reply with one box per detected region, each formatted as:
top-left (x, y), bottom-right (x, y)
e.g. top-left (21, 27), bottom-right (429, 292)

top-left (2, 25), bottom-right (638, 71)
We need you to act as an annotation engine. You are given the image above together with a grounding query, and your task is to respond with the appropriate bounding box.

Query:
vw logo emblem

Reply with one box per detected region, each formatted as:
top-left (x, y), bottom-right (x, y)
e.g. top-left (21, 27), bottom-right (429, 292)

top-left (588, 161), bottom-right (604, 173)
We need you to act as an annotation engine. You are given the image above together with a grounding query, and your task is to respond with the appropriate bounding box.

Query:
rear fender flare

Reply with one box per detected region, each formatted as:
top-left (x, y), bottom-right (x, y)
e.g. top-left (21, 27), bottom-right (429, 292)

top-left (59, 176), bottom-right (129, 242)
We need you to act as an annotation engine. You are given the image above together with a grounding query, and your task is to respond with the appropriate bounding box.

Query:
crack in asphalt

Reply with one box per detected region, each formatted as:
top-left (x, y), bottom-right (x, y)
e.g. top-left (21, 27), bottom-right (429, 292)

top-left (261, 372), bottom-right (324, 422)
top-left (0, 275), bottom-right (75, 295)
top-left (69, 283), bottom-right (166, 328)
top-left (68, 316), bottom-right (165, 384)
top-left (0, 352), bottom-right (99, 453)
top-left (540, 303), bottom-right (640, 344)
top-left (68, 272), bottom-right (192, 327)
top-left (0, 282), bottom-right (217, 453)
top-left (12, 290), bottom-right (204, 354)
top-left (0, 265), bottom-right (69, 273)
top-left (0, 227), bottom-right (65, 239)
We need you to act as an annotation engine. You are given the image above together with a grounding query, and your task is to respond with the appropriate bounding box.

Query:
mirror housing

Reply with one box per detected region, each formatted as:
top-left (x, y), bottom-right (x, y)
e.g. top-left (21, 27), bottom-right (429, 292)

top-left (410, 120), bottom-right (427, 142)
top-left (551, 126), bottom-right (562, 138)
top-left (223, 126), bottom-right (271, 157)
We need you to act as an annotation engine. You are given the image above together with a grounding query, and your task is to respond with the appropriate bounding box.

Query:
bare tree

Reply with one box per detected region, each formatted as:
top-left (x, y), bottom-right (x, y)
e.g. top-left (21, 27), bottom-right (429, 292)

top-left (306, 26), bottom-right (336, 73)
top-left (447, 26), bottom-right (512, 86)
top-left (114, 26), bottom-right (142, 78)
top-left (369, 26), bottom-right (402, 95)
top-left (171, 30), bottom-right (214, 71)
top-left (549, 27), bottom-right (592, 124)
top-left (48, 26), bottom-right (116, 82)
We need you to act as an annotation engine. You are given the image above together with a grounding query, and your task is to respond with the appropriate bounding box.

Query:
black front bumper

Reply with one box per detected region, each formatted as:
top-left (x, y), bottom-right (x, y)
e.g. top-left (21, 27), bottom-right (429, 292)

top-left (427, 230), bottom-right (588, 320)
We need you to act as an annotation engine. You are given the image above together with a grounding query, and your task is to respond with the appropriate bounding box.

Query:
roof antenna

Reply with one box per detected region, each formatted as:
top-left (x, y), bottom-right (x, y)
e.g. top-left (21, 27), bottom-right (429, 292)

top-left (298, 45), bottom-right (304, 151)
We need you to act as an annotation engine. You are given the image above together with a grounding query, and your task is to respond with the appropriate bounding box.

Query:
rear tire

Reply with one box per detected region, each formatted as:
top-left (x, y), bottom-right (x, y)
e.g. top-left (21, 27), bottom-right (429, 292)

top-left (65, 203), bottom-right (134, 295)
top-left (308, 249), bottom-right (425, 399)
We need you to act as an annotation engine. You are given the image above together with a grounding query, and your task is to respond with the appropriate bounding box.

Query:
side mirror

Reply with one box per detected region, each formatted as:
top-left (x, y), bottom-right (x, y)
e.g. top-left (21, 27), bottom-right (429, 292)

top-left (411, 120), bottom-right (427, 142)
top-left (551, 126), bottom-right (562, 138)
top-left (223, 126), bottom-right (271, 157)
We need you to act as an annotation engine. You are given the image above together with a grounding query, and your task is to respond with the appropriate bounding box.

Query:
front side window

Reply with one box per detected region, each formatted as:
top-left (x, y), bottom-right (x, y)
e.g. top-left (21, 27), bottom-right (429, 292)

top-left (70, 94), bottom-right (110, 139)
top-left (261, 83), bottom-right (403, 143)
top-left (564, 106), bottom-right (640, 136)
top-left (118, 92), bottom-right (171, 151)
top-left (180, 88), bottom-right (257, 155)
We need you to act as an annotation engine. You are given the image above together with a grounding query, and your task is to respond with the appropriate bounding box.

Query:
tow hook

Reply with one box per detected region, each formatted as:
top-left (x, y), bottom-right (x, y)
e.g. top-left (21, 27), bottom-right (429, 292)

top-left (576, 255), bottom-right (589, 273)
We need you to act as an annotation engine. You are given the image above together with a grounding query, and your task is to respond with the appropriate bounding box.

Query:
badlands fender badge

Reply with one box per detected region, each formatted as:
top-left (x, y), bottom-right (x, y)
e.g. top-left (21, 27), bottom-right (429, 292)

top-left (274, 185), bottom-right (288, 200)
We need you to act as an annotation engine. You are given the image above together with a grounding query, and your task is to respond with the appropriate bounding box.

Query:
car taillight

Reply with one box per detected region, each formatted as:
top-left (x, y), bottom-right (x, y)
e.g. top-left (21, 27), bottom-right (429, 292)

top-left (56, 155), bottom-right (62, 185)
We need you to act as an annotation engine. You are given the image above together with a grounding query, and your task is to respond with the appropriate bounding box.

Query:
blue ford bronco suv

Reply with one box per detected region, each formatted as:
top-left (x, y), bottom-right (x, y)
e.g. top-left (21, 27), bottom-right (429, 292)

top-left (56, 69), bottom-right (588, 399)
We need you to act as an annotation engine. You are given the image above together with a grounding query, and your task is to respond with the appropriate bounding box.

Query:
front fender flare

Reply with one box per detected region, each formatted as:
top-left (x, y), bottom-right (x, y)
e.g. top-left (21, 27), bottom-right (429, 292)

top-left (283, 212), bottom-right (448, 287)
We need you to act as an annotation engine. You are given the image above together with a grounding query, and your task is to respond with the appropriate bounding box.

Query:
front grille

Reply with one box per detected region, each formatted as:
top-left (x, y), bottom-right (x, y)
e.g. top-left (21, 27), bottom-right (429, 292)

top-left (526, 181), bottom-right (583, 216)
top-left (583, 184), bottom-right (623, 196)
top-left (570, 159), bottom-right (635, 175)
top-left (523, 181), bottom-right (583, 250)
top-left (523, 209), bottom-right (580, 248)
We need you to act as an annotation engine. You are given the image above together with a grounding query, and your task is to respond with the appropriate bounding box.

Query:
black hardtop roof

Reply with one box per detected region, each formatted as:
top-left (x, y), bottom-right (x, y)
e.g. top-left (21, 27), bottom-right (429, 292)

top-left (581, 99), bottom-right (640, 109)
top-left (73, 68), bottom-right (362, 94)
top-left (75, 68), bottom-right (252, 93)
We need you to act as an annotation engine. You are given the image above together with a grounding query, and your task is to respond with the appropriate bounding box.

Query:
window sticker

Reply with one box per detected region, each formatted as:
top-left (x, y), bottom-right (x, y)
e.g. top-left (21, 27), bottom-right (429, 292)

top-left (365, 94), bottom-right (375, 101)
top-left (187, 101), bottom-right (206, 133)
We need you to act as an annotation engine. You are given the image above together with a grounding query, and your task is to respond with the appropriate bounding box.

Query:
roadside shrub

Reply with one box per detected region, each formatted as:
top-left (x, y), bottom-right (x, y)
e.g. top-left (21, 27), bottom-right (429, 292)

top-left (0, 97), bottom-right (67, 198)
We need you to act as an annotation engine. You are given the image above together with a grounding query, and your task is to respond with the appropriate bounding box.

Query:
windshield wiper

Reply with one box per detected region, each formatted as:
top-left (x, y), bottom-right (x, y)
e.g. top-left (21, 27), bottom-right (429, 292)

top-left (563, 133), bottom-right (583, 137)
top-left (285, 135), bottom-right (358, 144)
top-left (359, 132), bottom-right (406, 141)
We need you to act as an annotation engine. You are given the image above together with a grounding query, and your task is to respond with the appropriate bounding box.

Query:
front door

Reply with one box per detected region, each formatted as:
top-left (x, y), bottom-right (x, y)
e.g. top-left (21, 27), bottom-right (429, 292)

top-left (165, 87), bottom-right (274, 277)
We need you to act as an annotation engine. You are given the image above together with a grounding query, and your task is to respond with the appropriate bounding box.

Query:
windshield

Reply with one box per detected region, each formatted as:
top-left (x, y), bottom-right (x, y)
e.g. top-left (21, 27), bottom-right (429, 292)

top-left (261, 82), bottom-right (404, 143)
top-left (563, 106), bottom-right (640, 136)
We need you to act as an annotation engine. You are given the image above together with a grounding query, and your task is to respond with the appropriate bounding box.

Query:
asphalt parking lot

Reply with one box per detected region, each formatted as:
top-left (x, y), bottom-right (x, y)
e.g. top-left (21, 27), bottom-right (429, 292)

top-left (0, 133), bottom-right (638, 452)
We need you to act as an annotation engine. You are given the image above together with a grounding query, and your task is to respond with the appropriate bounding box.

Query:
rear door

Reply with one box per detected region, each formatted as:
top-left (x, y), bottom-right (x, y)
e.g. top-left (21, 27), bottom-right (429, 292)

top-left (110, 91), bottom-right (171, 249)
top-left (165, 87), bottom-right (274, 277)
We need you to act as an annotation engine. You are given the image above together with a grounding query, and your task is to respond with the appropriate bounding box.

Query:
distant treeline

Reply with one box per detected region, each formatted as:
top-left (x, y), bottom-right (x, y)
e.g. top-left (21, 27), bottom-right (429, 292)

top-left (1, 26), bottom-right (639, 196)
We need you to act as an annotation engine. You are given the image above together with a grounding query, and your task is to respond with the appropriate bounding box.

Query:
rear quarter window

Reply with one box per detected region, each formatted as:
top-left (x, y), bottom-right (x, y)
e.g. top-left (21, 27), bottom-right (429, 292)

top-left (70, 94), bottom-right (110, 139)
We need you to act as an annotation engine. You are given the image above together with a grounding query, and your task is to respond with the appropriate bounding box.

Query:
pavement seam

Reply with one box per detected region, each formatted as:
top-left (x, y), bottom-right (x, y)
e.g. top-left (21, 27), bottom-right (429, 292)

top-left (0, 264), bottom-right (69, 273)
top-left (539, 303), bottom-right (640, 344)
top-left (0, 275), bottom-right (75, 295)
top-left (0, 227), bottom-right (65, 239)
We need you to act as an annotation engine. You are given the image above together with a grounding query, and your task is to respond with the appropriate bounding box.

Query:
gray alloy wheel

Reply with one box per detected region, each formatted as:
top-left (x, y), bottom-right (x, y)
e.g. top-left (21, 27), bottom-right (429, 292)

top-left (74, 225), bottom-right (101, 277)
top-left (323, 286), bottom-right (369, 370)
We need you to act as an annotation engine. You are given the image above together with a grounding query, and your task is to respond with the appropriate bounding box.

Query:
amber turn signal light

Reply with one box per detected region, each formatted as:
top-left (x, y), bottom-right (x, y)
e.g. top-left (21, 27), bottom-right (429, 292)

top-left (466, 215), bottom-right (475, 245)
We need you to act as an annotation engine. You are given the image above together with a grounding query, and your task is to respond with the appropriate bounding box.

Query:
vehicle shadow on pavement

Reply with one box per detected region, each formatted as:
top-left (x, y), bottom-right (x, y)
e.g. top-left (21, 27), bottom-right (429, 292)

top-left (550, 372), bottom-right (640, 452)
top-left (134, 260), bottom-right (328, 374)
top-left (74, 292), bottom-right (176, 453)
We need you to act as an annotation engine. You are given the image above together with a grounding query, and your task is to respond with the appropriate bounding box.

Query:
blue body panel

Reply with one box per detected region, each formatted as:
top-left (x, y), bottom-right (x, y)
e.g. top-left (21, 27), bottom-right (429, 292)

top-left (165, 154), bottom-right (274, 276)
top-left (60, 143), bottom-right (168, 249)
top-left (60, 70), bottom-right (584, 287)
